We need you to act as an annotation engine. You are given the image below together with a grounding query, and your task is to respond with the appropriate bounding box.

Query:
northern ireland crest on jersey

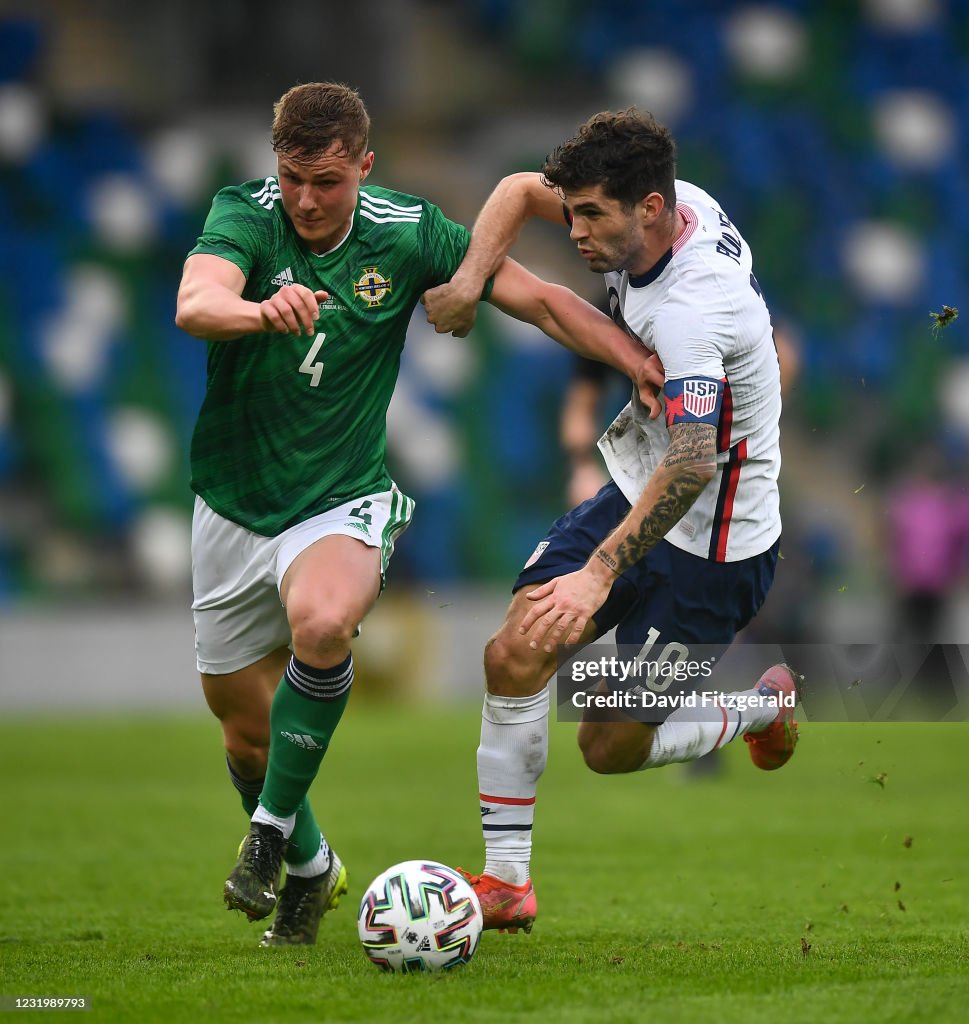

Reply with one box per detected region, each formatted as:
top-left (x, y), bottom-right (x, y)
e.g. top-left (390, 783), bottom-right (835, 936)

top-left (353, 266), bottom-right (392, 307)
top-left (682, 379), bottom-right (720, 418)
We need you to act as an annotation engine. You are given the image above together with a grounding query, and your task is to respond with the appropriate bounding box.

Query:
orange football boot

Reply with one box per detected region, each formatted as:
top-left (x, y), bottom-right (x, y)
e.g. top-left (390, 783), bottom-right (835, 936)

top-left (458, 869), bottom-right (537, 933)
top-left (744, 663), bottom-right (801, 771)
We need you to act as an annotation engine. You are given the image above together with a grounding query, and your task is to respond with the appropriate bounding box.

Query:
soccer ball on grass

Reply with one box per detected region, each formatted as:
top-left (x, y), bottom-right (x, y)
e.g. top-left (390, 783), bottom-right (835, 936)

top-left (357, 860), bottom-right (482, 973)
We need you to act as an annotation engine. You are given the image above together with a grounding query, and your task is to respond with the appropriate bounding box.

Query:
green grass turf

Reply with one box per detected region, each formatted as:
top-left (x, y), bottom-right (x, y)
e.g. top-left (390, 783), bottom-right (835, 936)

top-left (0, 705), bottom-right (966, 1023)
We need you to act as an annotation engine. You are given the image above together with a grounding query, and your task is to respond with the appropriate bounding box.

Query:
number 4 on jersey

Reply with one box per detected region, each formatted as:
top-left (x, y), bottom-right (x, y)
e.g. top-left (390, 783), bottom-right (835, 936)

top-left (299, 332), bottom-right (326, 386)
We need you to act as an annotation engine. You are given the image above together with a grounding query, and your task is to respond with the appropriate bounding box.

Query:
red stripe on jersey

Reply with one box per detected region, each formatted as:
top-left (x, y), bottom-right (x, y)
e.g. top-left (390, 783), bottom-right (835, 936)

top-left (479, 793), bottom-right (536, 806)
top-left (714, 438), bottom-right (747, 562)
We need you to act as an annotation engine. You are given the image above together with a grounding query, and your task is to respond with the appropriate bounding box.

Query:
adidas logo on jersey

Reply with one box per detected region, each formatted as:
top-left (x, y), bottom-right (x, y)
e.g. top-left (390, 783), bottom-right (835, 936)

top-left (271, 266), bottom-right (295, 287)
top-left (280, 730), bottom-right (324, 750)
top-left (345, 520), bottom-right (371, 536)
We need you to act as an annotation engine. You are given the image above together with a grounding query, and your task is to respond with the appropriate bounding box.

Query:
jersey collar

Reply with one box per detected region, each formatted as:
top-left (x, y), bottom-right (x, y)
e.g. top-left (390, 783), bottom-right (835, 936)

top-left (627, 246), bottom-right (672, 288)
top-left (310, 214), bottom-right (355, 258)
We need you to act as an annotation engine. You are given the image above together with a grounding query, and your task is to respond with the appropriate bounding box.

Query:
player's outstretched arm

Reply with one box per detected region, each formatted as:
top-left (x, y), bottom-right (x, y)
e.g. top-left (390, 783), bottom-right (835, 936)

top-left (175, 253), bottom-right (328, 341)
top-left (486, 258), bottom-right (664, 414)
top-left (423, 172), bottom-right (564, 338)
top-left (519, 422), bottom-right (718, 651)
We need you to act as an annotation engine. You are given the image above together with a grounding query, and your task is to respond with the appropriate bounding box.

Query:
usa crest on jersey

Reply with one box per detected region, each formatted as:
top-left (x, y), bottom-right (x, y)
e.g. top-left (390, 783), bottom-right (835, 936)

top-left (683, 379), bottom-right (719, 417)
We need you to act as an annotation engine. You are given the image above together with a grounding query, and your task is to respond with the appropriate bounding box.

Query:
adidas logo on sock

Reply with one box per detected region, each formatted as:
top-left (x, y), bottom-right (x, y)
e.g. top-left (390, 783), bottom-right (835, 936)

top-left (280, 730), bottom-right (324, 750)
top-left (271, 266), bottom-right (295, 286)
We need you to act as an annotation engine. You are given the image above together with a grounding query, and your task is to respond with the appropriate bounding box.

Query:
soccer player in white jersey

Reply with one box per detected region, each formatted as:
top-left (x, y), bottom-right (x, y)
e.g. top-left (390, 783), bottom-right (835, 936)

top-left (422, 108), bottom-right (800, 934)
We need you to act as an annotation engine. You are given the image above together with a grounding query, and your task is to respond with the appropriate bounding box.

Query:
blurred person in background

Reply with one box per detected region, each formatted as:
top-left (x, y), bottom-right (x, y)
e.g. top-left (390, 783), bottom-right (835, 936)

top-left (884, 445), bottom-right (969, 645)
top-left (175, 82), bottom-right (663, 947)
top-left (424, 108), bottom-right (799, 934)
top-left (560, 354), bottom-right (622, 509)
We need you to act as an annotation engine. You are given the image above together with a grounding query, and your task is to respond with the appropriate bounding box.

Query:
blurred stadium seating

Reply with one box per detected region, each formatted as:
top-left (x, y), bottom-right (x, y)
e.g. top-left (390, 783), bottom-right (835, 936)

top-left (0, 0), bottom-right (967, 648)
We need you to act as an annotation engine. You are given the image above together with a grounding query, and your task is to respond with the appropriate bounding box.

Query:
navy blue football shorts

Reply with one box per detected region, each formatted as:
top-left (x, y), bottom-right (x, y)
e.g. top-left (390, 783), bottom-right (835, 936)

top-left (514, 480), bottom-right (779, 650)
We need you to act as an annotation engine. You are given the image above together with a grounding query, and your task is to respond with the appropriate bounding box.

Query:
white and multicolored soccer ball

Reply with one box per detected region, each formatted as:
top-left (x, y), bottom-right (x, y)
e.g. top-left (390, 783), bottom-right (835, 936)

top-left (357, 860), bottom-right (483, 973)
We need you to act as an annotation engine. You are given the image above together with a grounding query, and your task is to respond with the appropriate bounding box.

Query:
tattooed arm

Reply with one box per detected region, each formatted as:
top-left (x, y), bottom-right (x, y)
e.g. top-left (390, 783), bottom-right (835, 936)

top-left (599, 422), bottom-right (717, 574)
top-left (519, 422), bottom-right (718, 651)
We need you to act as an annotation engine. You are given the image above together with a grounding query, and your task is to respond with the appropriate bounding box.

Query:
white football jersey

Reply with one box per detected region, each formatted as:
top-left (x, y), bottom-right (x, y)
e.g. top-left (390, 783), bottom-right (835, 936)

top-left (598, 180), bottom-right (782, 562)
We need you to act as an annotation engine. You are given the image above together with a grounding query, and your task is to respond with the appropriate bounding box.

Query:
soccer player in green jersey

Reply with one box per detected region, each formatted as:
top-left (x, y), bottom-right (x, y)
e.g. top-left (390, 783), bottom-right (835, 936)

top-left (176, 82), bottom-right (662, 947)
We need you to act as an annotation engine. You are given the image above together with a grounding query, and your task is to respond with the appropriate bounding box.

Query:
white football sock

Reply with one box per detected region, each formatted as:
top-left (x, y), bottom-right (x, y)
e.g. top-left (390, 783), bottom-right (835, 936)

top-left (640, 685), bottom-right (778, 770)
top-left (478, 686), bottom-right (549, 887)
top-left (252, 804), bottom-right (297, 839)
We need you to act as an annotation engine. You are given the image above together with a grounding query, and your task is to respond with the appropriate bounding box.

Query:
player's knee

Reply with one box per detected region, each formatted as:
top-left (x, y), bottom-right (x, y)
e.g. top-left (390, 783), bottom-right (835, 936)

top-left (577, 726), bottom-right (641, 775)
top-left (484, 631), bottom-right (547, 695)
top-left (483, 633), bottom-right (511, 676)
top-left (288, 602), bottom-right (356, 657)
top-left (483, 631), bottom-right (522, 684)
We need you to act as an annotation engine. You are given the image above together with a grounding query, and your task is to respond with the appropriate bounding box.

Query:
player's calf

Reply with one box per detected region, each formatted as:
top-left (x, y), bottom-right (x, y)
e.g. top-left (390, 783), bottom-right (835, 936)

top-left (577, 718), bottom-right (656, 774)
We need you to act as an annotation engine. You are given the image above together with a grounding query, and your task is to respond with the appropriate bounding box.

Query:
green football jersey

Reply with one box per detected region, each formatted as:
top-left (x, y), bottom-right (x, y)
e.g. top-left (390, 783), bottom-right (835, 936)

top-left (187, 178), bottom-right (483, 535)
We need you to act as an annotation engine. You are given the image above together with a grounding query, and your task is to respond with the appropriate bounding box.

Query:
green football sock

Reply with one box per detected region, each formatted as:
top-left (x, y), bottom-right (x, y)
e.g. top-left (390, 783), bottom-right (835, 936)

top-left (225, 756), bottom-right (323, 864)
top-left (259, 654), bottom-right (353, 818)
top-left (287, 800), bottom-right (326, 865)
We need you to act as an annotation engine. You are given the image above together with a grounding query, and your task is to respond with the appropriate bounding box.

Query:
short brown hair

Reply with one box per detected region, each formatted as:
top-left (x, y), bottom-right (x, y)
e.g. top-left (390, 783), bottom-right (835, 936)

top-left (271, 82), bottom-right (370, 161)
top-left (542, 108), bottom-right (677, 210)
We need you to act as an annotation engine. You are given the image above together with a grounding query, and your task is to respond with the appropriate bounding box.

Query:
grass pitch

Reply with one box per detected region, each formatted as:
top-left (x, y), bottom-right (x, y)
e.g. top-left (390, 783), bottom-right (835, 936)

top-left (0, 704), bottom-right (966, 1023)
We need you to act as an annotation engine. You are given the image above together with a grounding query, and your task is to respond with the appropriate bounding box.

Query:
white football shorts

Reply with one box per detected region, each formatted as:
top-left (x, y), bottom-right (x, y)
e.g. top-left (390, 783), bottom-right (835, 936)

top-left (191, 486), bottom-right (415, 675)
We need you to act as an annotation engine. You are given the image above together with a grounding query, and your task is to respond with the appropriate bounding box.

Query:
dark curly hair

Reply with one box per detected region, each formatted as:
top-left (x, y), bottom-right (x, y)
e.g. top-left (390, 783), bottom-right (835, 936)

top-left (542, 108), bottom-right (677, 210)
top-left (271, 82), bottom-right (370, 161)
